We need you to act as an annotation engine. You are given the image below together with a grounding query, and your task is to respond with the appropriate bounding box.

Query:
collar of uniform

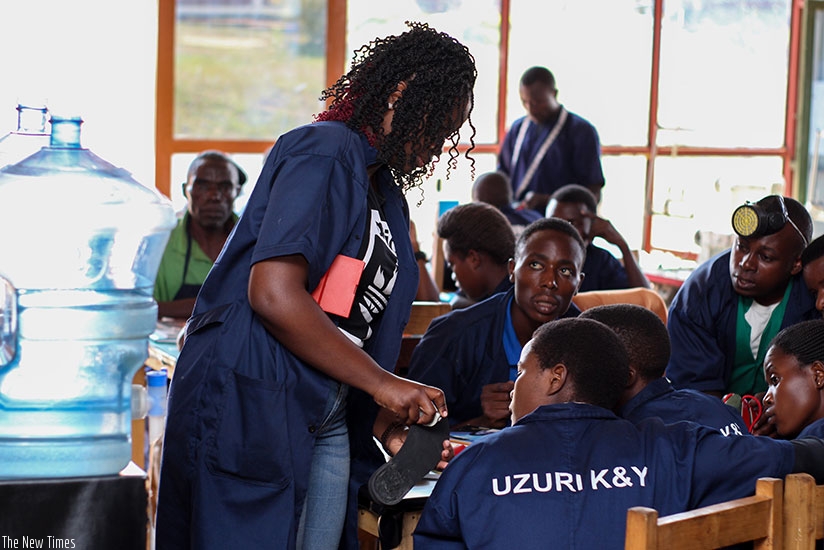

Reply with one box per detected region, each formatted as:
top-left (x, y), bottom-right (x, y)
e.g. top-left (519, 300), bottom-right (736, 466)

top-left (619, 377), bottom-right (674, 419)
top-left (516, 402), bottom-right (619, 426)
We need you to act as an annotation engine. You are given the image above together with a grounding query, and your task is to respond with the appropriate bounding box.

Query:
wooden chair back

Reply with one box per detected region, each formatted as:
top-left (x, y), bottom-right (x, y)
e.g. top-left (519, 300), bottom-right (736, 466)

top-left (783, 472), bottom-right (824, 549)
top-left (395, 301), bottom-right (450, 377)
top-left (625, 477), bottom-right (783, 550)
top-left (403, 301), bottom-right (451, 336)
top-left (573, 287), bottom-right (669, 325)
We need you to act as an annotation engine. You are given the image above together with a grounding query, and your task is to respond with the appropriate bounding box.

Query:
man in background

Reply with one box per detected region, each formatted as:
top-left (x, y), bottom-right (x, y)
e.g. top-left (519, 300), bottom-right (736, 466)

top-left (154, 150), bottom-right (246, 319)
top-left (498, 66), bottom-right (604, 214)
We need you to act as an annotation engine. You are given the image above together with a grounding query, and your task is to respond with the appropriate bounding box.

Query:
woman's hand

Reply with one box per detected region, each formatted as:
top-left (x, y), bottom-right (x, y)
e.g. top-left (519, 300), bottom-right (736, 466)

top-left (373, 376), bottom-right (448, 426)
top-left (478, 381), bottom-right (514, 428)
top-left (250, 257), bottom-right (446, 417)
top-left (384, 427), bottom-right (455, 470)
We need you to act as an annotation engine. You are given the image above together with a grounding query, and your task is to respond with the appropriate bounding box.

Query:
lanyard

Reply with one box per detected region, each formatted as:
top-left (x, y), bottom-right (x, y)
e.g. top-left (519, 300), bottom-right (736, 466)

top-left (511, 107), bottom-right (568, 200)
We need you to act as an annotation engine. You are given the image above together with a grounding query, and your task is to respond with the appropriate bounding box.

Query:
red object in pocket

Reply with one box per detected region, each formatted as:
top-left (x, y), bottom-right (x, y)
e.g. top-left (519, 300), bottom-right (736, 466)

top-left (311, 255), bottom-right (365, 317)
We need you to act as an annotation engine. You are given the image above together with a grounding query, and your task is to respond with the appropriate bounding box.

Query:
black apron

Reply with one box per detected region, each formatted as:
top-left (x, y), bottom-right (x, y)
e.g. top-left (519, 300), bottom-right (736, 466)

top-left (173, 218), bottom-right (202, 300)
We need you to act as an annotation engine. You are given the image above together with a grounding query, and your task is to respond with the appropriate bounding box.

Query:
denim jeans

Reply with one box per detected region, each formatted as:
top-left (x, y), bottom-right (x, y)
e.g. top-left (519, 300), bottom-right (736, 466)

top-left (296, 380), bottom-right (350, 550)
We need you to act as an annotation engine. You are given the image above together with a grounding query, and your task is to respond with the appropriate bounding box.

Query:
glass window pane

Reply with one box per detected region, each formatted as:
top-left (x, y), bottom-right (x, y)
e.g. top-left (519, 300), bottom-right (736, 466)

top-left (174, 0), bottom-right (327, 140)
top-left (650, 156), bottom-right (784, 254)
top-left (598, 155), bottom-right (649, 251)
top-left (805, 11), bottom-right (824, 210)
top-left (657, 1), bottom-right (791, 148)
top-left (507, 0), bottom-right (652, 146)
top-left (345, 0), bottom-right (501, 144)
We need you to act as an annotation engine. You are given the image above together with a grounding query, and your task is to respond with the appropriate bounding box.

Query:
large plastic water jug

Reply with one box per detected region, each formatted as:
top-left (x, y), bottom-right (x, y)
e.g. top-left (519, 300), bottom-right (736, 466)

top-left (0, 116), bottom-right (176, 478)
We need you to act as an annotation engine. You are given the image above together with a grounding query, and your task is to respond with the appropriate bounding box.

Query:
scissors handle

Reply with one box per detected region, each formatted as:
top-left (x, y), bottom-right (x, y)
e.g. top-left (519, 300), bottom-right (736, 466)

top-left (740, 394), bottom-right (763, 433)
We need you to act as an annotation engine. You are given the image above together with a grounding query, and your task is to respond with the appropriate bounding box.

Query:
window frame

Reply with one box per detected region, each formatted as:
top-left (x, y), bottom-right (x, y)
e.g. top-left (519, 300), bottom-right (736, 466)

top-left (155, 0), bottom-right (804, 257)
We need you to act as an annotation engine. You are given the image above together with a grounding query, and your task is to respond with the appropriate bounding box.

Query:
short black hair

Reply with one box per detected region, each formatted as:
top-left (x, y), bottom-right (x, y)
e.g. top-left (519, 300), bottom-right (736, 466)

top-left (438, 202), bottom-right (515, 265)
top-left (549, 184), bottom-right (598, 214)
top-left (777, 196), bottom-right (813, 247)
top-left (530, 317), bottom-right (629, 409)
top-left (750, 195), bottom-right (812, 255)
top-left (515, 217), bottom-right (586, 262)
top-left (471, 171), bottom-right (513, 208)
top-left (579, 304), bottom-right (671, 381)
top-left (769, 319), bottom-right (824, 366)
top-left (520, 66), bottom-right (555, 89)
top-left (802, 234), bottom-right (824, 267)
top-left (188, 150), bottom-right (247, 186)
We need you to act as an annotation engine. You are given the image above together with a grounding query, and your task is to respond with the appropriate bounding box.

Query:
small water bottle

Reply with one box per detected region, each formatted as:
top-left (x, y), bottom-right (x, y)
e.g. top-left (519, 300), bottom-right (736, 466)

top-left (146, 369), bottom-right (168, 445)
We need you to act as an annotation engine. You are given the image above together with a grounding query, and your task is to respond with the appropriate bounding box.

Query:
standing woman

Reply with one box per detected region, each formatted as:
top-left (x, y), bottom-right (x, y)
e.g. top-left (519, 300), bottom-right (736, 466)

top-left (155, 21), bottom-right (477, 550)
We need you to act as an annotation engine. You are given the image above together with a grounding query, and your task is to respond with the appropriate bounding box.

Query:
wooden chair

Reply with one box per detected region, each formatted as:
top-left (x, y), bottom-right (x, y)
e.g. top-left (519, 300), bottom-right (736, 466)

top-left (404, 301), bottom-right (451, 336)
top-left (394, 301), bottom-right (451, 378)
top-left (573, 287), bottom-right (669, 325)
top-left (625, 477), bottom-right (784, 550)
top-left (783, 472), bottom-right (824, 549)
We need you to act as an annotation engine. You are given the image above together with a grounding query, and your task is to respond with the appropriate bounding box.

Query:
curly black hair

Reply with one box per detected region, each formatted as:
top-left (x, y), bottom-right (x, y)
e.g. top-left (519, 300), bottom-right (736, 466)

top-left (317, 21), bottom-right (477, 192)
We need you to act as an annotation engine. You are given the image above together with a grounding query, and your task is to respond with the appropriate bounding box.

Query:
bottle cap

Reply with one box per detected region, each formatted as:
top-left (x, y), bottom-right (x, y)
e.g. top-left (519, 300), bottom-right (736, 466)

top-left (147, 369), bottom-right (167, 387)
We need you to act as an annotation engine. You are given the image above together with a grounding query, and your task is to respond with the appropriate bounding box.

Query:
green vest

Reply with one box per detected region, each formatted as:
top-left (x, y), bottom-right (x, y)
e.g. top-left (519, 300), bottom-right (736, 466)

top-left (728, 280), bottom-right (792, 396)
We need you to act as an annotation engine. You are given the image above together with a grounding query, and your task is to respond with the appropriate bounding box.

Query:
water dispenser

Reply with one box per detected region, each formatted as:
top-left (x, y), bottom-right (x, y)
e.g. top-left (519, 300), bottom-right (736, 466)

top-left (0, 116), bottom-right (176, 478)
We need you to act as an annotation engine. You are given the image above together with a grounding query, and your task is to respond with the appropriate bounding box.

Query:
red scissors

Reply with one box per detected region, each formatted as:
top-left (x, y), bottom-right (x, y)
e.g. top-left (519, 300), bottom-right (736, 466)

top-left (723, 393), bottom-right (763, 433)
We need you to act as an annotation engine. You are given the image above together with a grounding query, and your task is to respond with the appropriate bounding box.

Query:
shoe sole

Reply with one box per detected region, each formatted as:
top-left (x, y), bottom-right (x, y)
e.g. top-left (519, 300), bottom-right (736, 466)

top-left (368, 417), bottom-right (450, 506)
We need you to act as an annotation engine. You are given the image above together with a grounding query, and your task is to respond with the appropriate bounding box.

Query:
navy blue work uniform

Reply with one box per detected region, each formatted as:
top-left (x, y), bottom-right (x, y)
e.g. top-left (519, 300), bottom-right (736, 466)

top-left (406, 288), bottom-right (579, 427)
top-left (414, 403), bottom-right (795, 549)
top-left (498, 203), bottom-right (542, 227)
top-left (666, 250), bottom-right (817, 394)
top-left (620, 377), bottom-right (748, 436)
top-left (498, 110), bottom-right (605, 203)
top-left (579, 243), bottom-right (630, 293)
top-left (155, 122), bottom-right (418, 550)
top-left (799, 418), bottom-right (824, 439)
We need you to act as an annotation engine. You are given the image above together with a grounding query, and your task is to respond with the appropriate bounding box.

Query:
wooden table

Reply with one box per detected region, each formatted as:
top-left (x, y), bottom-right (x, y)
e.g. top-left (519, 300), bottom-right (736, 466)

top-left (358, 476), bottom-right (437, 550)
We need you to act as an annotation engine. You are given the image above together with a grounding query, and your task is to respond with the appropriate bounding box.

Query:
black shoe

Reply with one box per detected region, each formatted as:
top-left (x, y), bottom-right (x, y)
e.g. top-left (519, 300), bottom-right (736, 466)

top-left (368, 417), bottom-right (450, 506)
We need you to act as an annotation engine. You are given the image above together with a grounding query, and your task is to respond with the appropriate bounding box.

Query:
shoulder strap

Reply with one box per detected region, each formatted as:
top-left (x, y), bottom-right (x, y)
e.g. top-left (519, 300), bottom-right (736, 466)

top-left (514, 107), bottom-right (569, 200)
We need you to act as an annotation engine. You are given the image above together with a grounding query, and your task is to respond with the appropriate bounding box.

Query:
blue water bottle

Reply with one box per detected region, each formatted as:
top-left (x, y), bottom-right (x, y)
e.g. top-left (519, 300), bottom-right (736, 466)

top-left (0, 116), bottom-right (176, 478)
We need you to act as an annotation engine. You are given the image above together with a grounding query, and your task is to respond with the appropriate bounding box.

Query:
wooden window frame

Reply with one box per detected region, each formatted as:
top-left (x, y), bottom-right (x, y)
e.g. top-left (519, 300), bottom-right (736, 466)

top-left (155, 0), bottom-right (804, 256)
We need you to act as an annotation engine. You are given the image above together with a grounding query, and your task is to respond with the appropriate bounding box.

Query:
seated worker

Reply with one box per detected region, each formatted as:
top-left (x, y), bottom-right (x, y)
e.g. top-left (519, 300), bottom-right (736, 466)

top-left (470, 170), bottom-right (541, 236)
top-left (438, 202), bottom-right (516, 310)
top-left (406, 217), bottom-right (585, 429)
top-left (545, 184), bottom-right (649, 293)
top-left (414, 317), bottom-right (824, 550)
top-left (762, 319), bottom-right (824, 439)
top-left (579, 304), bottom-right (747, 436)
top-left (802, 233), bottom-right (824, 316)
top-left (153, 150), bottom-right (246, 319)
top-left (667, 194), bottom-right (817, 398)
